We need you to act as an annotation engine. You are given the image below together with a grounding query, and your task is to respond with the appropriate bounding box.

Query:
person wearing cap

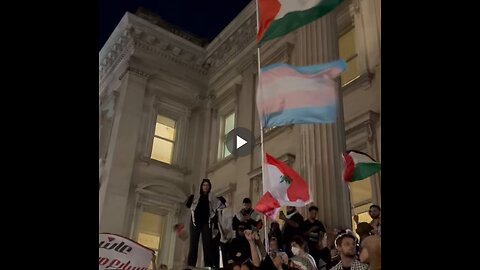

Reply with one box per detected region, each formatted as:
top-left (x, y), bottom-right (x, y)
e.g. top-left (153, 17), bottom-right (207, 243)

top-left (330, 232), bottom-right (368, 270)
top-left (185, 179), bottom-right (224, 268)
top-left (232, 198), bottom-right (262, 236)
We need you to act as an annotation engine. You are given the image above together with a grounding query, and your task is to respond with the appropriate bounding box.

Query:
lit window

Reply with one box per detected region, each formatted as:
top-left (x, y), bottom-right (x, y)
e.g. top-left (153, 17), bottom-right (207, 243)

top-left (136, 211), bottom-right (165, 270)
top-left (349, 176), bottom-right (373, 238)
top-left (339, 28), bottom-right (360, 86)
top-left (219, 112), bottom-right (235, 159)
top-left (151, 115), bottom-right (176, 164)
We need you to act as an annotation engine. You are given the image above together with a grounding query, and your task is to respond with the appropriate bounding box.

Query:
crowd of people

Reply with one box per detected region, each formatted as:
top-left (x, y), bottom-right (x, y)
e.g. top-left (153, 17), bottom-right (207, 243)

top-left (183, 179), bottom-right (381, 270)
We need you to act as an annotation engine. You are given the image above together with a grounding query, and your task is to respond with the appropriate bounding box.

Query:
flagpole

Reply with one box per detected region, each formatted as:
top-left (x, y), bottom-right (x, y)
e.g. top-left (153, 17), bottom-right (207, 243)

top-left (255, 0), bottom-right (269, 253)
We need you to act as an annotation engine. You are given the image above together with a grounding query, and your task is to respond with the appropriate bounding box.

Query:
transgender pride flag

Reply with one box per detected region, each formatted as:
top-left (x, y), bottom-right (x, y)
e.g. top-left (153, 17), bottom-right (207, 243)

top-left (257, 60), bottom-right (347, 128)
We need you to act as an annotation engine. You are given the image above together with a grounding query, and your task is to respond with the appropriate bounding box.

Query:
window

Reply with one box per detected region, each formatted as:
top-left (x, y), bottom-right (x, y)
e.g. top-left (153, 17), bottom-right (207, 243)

top-left (349, 176), bottom-right (373, 238)
top-left (218, 112), bottom-right (235, 159)
top-left (351, 204), bottom-right (373, 239)
top-left (151, 115), bottom-right (176, 164)
top-left (136, 211), bottom-right (165, 270)
top-left (339, 28), bottom-right (360, 86)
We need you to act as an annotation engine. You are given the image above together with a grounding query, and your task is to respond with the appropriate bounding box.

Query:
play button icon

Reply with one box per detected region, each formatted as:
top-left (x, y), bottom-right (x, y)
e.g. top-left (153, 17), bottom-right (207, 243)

top-left (225, 127), bottom-right (255, 157)
top-left (237, 136), bottom-right (247, 148)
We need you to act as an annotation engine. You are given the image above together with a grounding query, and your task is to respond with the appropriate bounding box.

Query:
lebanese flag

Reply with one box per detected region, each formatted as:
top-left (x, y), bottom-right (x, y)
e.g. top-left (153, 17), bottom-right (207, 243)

top-left (255, 153), bottom-right (310, 217)
top-left (342, 150), bottom-right (381, 182)
top-left (256, 0), bottom-right (344, 43)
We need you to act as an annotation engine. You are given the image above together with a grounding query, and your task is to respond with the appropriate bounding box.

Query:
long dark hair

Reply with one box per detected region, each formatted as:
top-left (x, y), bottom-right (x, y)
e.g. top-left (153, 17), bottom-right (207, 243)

top-left (199, 178), bottom-right (212, 195)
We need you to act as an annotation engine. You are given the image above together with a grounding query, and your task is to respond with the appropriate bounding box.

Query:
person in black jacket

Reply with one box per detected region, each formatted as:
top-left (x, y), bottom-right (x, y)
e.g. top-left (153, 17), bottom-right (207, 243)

top-left (279, 206), bottom-right (304, 258)
top-left (228, 224), bottom-right (251, 266)
top-left (185, 179), bottom-right (223, 267)
top-left (232, 198), bottom-right (262, 236)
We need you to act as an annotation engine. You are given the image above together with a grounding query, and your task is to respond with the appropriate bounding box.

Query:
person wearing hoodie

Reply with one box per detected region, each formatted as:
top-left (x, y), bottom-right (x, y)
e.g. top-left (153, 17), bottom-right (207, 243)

top-left (185, 179), bottom-right (224, 267)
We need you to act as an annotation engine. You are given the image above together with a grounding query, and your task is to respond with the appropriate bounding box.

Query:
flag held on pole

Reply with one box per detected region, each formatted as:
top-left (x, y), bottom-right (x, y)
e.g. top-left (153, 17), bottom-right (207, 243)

top-left (342, 150), bottom-right (381, 182)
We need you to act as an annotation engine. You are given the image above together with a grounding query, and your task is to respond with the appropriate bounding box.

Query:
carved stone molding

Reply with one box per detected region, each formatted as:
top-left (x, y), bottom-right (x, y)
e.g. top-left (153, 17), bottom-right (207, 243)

top-left (136, 182), bottom-right (188, 204)
top-left (100, 3), bottom-right (259, 83)
top-left (342, 72), bottom-right (374, 94)
top-left (349, 0), bottom-right (361, 16)
top-left (204, 14), bottom-right (257, 75)
top-left (337, 0), bottom-right (355, 34)
top-left (134, 39), bottom-right (208, 75)
top-left (99, 37), bottom-right (134, 85)
top-left (100, 13), bottom-right (208, 85)
top-left (119, 66), bottom-right (151, 80)
top-left (195, 93), bottom-right (216, 108)
top-left (345, 110), bottom-right (380, 143)
top-left (261, 42), bottom-right (295, 66)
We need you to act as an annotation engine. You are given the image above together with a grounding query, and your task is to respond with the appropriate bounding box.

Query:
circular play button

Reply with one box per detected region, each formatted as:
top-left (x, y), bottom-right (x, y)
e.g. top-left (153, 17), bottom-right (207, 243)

top-left (225, 127), bottom-right (255, 157)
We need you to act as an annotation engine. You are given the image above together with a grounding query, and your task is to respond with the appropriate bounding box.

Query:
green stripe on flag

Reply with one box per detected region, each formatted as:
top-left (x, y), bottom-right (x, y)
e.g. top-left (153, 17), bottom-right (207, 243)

top-left (351, 162), bottom-right (381, 182)
top-left (260, 0), bottom-right (343, 43)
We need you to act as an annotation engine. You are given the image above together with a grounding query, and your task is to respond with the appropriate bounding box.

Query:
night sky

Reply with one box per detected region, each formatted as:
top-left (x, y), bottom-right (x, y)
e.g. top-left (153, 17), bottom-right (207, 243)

top-left (99, 0), bottom-right (252, 51)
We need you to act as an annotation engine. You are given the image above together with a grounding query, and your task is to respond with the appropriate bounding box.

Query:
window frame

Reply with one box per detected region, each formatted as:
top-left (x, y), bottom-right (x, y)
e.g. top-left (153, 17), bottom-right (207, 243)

top-left (218, 110), bottom-right (236, 160)
top-left (150, 115), bottom-right (177, 164)
top-left (339, 27), bottom-right (360, 87)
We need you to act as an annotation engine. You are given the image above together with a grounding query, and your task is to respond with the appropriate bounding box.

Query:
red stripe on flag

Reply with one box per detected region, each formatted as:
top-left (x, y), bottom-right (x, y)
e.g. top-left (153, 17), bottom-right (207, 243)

top-left (342, 152), bottom-right (354, 182)
top-left (265, 153), bottom-right (309, 202)
top-left (255, 191), bottom-right (280, 217)
top-left (256, 0), bottom-right (281, 43)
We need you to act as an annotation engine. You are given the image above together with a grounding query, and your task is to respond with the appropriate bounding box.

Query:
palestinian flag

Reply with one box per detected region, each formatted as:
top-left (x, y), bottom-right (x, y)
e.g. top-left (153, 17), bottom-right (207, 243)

top-left (255, 153), bottom-right (310, 217)
top-left (342, 150), bottom-right (381, 182)
top-left (257, 0), bottom-right (344, 43)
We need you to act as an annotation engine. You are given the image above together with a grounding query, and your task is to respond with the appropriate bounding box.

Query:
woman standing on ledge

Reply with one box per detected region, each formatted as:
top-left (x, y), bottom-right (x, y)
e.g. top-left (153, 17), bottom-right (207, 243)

top-left (185, 179), bottom-right (223, 268)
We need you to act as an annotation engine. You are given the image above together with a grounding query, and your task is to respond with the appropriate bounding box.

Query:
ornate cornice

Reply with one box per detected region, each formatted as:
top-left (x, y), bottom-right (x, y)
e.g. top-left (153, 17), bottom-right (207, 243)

top-left (204, 14), bottom-right (257, 75)
top-left (195, 93), bottom-right (216, 108)
top-left (133, 38), bottom-right (208, 75)
top-left (99, 13), bottom-right (209, 87)
top-left (203, 1), bottom-right (256, 75)
top-left (99, 31), bottom-right (134, 86)
top-left (119, 66), bottom-right (151, 80)
top-left (100, 2), bottom-right (259, 85)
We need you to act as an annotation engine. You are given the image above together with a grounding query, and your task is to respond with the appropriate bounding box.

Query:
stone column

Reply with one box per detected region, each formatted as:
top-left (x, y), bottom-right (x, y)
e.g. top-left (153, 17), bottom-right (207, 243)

top-left (99, 67), bottom-right (150, 234)
top-left (295, 13), bottom-right (352, 229)
top-left (198, 94), bottom-right (215, 179)
top-left (350, 0), bottom-right (381, 74)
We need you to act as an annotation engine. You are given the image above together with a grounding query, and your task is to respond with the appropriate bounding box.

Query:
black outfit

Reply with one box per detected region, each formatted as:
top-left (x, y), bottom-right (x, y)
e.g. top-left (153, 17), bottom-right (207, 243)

top-left (281, 212), bottom-right (304, 257)
top-left (228, 235), bottom-right (251, 265)
top-left (303, 219), bottom-right (326, 264)
top-left (318, 247), bottom-right (332, 270)
top-left (268, 227), bottom-right (283, 248)
top-left (211, 209), bottom-right (229, 268)
top-left (232, 208), bottom-right (259, 232)
top-left (186, 192), bottom-right (213, 267)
